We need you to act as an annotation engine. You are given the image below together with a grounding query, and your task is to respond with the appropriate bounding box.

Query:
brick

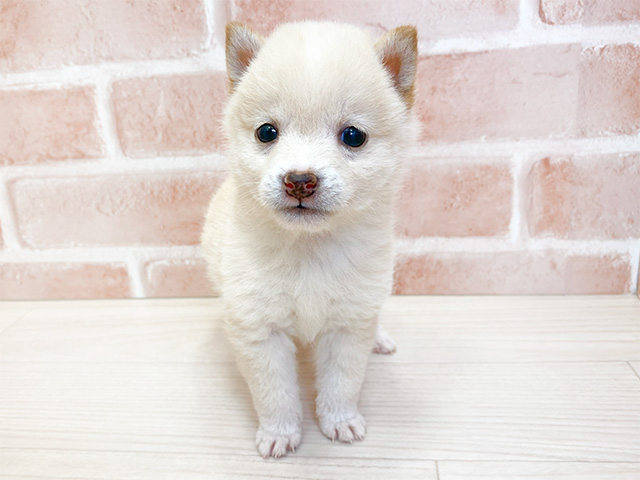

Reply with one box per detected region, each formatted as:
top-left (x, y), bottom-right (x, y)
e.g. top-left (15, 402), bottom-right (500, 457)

top-left (397, 160), bottom-right (512, 237)
top-left (0, 0), bottom-right (206, 72)
top-left (527, 154), bottom-right (640, 240)
top-left (0, 87), bottom-right (102, 165)
top-left (232, 0), bottom-right (519, 39)
top-left (11, 172), bottom-right (223, 248)
top-left (540, 0), bottom-right (640, 25)
top-left (0, 263), bottom-right (130, 300)
top-left (417, 45), bottom-right (580, 141)
top-left (539, 0), bottom-right (584, 23)
top-left (145, 259), bottom-right (216, 298)
top-left (394, 251), bottom-right (632, 294)
top-left (112, 74), bottom-right (227, 157)
top-left (578, 44), bottom-right (640, 137)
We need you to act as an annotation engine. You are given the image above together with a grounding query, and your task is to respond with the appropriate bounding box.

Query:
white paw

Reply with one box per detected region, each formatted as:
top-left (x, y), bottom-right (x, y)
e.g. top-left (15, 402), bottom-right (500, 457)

top-left (372, 324), bottom-right (396, 354)
top-left (255, 425), bottom-right (301, 458)
top-left (319, 412), bottom-right (366, 443)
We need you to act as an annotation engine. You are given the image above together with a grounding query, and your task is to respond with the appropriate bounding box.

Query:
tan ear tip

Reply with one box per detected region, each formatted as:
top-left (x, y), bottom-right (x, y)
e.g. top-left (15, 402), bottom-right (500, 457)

top-left (395, 25), bottom-right (418, 48)
top-left (226, 21), bottom-right (248, 30)
top-left (225, 22), bottom-right (264, 47)
top-left (377, 25), bottom-right (418, 56)
top-left (225, 21), bottom-right (238, 33)
top-left (226, 22), bottom-right (246, 40)
top-left (397, 25), bottom-right (417, 36)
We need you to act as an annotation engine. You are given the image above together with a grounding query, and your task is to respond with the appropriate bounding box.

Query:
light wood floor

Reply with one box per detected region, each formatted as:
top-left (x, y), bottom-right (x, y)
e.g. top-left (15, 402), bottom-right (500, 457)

top-left (1, 296), bottom-right (639, 479)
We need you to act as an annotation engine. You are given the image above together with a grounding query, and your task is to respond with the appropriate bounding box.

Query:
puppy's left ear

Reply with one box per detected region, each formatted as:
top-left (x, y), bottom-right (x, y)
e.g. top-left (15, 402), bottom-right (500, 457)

top-left (226, 22), bottom-right (264, 92)
top-left (375, 26), bottom-right (418, 108)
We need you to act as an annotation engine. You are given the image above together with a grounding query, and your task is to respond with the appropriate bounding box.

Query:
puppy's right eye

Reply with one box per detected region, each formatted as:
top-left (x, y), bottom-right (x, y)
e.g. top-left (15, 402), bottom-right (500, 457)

top-left (341, 126), bottom-right (366, 148)
top-left (256, 123), bottom-right (278, 143)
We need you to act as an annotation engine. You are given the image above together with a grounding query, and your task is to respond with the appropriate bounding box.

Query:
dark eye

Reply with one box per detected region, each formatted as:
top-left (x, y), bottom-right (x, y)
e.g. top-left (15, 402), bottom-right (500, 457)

top-left (256, 123), bottom-right (278, 143)
top-left (341, 126), bottom-right (366, 148)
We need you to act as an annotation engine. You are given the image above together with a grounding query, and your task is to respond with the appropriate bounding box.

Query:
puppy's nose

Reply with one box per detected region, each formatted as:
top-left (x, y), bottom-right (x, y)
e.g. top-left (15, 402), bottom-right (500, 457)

top-left (283, 171), bottom-right (318, 200)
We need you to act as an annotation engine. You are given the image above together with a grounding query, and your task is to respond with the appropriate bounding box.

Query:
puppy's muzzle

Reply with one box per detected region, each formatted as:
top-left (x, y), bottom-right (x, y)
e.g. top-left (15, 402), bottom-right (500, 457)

top-left (283, 171), bottom-right (317, 200)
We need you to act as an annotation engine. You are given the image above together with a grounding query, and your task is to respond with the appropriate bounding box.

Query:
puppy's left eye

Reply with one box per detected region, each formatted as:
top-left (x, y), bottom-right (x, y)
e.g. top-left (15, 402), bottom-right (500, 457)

top-left (341, 126), bottom-right (366, 148)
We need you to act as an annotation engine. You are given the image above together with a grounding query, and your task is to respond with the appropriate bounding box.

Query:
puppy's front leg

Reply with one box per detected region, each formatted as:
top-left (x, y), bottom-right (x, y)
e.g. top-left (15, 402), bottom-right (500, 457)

top-left (229, 329), bottom-right (302, 458)
top-left (314, 324), bottom-right (377, 443)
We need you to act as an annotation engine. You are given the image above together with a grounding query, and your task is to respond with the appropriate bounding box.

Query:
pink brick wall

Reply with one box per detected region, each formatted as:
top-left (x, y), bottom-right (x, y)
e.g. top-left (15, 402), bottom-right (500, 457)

top-left (0, 0), bottom-right (638, 299)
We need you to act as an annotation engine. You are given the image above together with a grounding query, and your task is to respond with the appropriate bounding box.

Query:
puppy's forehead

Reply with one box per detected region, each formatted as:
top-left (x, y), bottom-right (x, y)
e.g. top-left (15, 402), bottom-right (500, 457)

top-left (263, 22), bottom-right (374, 64)
top-left (237, 23), bottom-right (393, 127)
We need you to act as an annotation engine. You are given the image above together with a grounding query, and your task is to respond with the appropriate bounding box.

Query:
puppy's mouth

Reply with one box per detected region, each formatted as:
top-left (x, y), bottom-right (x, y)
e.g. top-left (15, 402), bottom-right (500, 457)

top-left (276, 201), bottom-right (331, 225)
top-left (282, 202), bottom-right (325, 216)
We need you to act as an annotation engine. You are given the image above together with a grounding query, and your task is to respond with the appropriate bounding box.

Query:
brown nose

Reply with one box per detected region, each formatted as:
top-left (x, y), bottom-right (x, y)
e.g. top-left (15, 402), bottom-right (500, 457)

top-left (283, 171), bottom-right (318, 200)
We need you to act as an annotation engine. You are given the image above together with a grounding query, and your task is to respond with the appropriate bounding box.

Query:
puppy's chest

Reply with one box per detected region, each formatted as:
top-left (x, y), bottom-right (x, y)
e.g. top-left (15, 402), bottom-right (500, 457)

top-left (269, 240), bottom-right (389, 339)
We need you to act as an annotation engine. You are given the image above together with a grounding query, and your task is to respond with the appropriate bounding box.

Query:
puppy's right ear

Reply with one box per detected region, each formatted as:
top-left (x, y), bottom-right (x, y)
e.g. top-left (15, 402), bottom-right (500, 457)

top-left (375, 26), bottom-right (418, 109)
top-left (226, 22), bottom-right (264, 92)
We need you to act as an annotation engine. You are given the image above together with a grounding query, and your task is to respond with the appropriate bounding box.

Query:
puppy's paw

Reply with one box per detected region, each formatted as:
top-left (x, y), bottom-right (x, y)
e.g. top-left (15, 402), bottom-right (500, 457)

top-left (372, 324), bottom-right (396, 354)
top-left (319, 412), bottom-right (366, 443)
top-left (255, 425), bottom-right (301, 458)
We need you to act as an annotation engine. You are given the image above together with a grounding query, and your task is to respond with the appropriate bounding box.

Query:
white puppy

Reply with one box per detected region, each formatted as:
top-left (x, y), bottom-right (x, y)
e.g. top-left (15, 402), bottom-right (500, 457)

top-left (201, 21), bottom-right (418, 458)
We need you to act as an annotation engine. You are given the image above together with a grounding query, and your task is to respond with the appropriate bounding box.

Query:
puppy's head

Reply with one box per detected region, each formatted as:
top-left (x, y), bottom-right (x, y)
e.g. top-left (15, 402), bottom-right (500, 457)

top-left (223, 21), bottom-right (418, 233)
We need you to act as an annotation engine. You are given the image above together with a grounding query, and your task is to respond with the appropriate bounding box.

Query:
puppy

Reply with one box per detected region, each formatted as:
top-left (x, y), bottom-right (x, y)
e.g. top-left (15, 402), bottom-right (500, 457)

top-left (201, 21), bottom-right (418, 458)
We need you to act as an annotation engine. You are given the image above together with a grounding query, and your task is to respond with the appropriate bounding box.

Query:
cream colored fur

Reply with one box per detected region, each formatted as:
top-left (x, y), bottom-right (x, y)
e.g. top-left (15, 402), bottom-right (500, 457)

top-left (201, 21), bottom-right (417, 458)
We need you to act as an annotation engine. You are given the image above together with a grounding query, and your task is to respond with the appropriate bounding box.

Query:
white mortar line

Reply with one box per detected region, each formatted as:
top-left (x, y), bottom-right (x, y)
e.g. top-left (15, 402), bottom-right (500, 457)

top-left (410, 135), bottom-right (640, 158)
top-left (226, 0), bottom-right (238, 22)
top-left (0, 245), bottom-right (202, 264)
top-left (0, 56), bottom-right (226, 89)
top-left (126, 255), bottom-right (147, 298)
top-left (423, 24), bottom-right (639, 55)
top-left (524, 238), bottom-right (640, 256)
top-left (508, 152), bottom-right (531, 247)
top-left (94, 75), bottom-right (124, 164)
top-left (630, 246), bottom-right (640, 294)
top-left (204, 0), bottom-right (216, 51)
top-left (397, 236), bottom-right (638, 255)
top-left (518, 0), bottom-right (537, 32)
top-left (0, 156), bottom-right (227, 180)
top-left (0, 179), bottom-right (22, 251)
top-left (209, 0), bottom-right (230, 63)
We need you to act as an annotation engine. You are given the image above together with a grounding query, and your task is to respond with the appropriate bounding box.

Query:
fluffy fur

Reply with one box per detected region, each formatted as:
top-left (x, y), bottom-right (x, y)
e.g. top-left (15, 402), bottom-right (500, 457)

top-left (201, 21), bottom-right (418, 458)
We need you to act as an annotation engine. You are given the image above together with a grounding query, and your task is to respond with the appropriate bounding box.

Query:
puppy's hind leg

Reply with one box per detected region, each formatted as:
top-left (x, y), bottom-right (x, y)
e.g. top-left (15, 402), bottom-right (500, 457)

top-left (314, 324), bottom-right (377, 443)
top-left (372, 323), bottom-right (396, 354)
top-left (228, 330), bottom-right (302, 458)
